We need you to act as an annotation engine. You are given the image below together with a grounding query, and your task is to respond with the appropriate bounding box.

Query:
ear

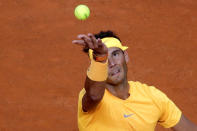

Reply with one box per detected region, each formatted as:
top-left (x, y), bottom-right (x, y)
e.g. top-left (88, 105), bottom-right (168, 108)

top-left (124, 51), bottom-right (129, 63)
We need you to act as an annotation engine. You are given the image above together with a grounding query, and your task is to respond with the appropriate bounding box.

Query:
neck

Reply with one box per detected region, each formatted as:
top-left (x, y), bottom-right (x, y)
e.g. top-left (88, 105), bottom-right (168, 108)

top-left (106, 78), bottom-right (130, 100)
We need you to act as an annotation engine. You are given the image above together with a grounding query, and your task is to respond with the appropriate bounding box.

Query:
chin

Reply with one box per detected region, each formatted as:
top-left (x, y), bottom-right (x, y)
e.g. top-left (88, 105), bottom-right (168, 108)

top-left (106, 76), bottom-right (124, 85)
top-left (107, 67), bottom-right (126, 85)
top-left (106, 80), bottom-right (122, 85)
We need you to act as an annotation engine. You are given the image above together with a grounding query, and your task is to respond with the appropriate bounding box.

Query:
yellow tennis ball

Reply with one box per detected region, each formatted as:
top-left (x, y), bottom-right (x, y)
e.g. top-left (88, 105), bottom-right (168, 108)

top-left (74, 5), bottom-right (90, 20)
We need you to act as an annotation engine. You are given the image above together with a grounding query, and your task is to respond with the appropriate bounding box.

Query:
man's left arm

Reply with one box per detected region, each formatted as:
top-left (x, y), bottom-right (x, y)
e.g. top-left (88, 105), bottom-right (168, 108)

top-left (152, 87), bottom-right (197, 130)
top-left (172, 114), bottom-right (197, 131)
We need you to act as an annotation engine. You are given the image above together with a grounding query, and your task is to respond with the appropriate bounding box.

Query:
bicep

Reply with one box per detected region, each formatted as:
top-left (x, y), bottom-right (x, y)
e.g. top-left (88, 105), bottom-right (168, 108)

top-left (172, 114), bottom-right (197, 131)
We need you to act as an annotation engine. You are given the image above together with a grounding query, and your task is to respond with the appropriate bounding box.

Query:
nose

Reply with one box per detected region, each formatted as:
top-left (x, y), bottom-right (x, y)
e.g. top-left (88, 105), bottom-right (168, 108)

top-left (108, 58), bottom-right (116, 68)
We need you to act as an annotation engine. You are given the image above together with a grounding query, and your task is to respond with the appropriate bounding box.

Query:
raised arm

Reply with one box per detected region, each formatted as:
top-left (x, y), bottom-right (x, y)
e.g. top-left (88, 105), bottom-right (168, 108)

top-left (172, 114), bottom-right (197, 131)
top-left (72, 33), bottom-right (108, 112)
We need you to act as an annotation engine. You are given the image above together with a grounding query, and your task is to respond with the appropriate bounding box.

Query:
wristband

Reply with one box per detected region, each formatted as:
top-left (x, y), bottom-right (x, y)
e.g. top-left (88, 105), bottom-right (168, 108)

top-left (87, 59), bottom-right (108, 81)
top-left (93, 53), bottom-right (108, 62)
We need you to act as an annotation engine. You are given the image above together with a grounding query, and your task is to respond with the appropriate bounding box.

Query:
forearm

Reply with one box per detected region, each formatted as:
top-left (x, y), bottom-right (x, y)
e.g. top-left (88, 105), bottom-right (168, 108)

top-left (82, 77), bottom-right (105, 111)
top-left (84, 76), bottom-right (106, 100)
top-left (82, 59), bottom-right (108, 111)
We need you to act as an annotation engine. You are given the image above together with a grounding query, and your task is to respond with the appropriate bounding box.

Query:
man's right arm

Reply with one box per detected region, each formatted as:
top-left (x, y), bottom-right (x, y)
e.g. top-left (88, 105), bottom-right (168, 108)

top-left (72, 33), bottom-right (108, 112)
top-left (82, 76), bottom-right (106, 112)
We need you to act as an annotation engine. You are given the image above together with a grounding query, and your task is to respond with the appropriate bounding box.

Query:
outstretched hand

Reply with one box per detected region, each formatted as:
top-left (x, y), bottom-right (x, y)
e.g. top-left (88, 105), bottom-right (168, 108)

top-left (72, 33), bottom-right (108, 56)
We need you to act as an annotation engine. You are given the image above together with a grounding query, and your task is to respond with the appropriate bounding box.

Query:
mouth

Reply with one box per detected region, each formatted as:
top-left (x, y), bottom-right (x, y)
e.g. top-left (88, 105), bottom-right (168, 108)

top-left (111, 69), bottom-right (120, 76)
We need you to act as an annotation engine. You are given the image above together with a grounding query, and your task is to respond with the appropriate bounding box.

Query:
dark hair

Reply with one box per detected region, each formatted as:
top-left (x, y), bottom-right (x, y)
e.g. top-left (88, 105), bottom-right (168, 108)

top-left (94, 30), bottom-right (121, 41)
top-left (83, 30), bottom-right (121, 53)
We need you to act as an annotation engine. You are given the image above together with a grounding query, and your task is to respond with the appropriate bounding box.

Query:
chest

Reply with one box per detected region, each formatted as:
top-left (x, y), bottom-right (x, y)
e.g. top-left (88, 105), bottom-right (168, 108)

top-left (94, 98), bottom-right (161, 131)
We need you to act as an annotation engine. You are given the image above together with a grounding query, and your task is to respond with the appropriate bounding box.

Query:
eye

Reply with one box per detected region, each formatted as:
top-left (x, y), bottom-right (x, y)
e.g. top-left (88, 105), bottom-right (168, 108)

top-left (113, 51), bottom-right (119, 57)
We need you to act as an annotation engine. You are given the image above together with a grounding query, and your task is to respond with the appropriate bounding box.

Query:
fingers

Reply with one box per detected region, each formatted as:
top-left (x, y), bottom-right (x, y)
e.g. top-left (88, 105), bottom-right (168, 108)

top-left (73, 33), bottom-right (108, 55)
top-left (88, 33), bottom-right (98, 48)
top-left (72, 40), bottom-right (86, 46)
top-left (79, 34), bottom-right (94, 49)
top-left (97, 38), bottom-right (108, 54)
top-left (73, 33), bottom-right (99, 50)
top-left (97, 38), bottom-right (103, 47)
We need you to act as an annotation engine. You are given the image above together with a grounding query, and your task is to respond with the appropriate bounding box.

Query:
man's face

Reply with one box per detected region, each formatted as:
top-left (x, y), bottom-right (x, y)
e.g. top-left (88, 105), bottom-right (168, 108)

top-left (106, 47), bottom-right (128, 85)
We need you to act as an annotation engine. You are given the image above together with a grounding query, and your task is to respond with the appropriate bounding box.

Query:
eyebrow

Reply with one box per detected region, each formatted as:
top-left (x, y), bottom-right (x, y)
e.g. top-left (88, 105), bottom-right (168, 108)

top-left (112, 49), bottom-right (124, 54)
